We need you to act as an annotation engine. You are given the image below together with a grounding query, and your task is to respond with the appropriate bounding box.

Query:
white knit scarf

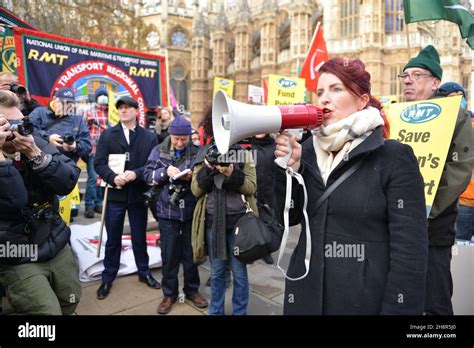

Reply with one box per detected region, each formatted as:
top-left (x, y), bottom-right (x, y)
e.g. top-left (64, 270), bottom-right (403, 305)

top-left (312, 107), bottom-right (384, 185)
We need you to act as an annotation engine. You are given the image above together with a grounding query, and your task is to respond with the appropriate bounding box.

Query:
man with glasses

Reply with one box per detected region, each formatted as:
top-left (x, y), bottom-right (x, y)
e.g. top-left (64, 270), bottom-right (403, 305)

top-left (401, 45), bottom-right (472, 315)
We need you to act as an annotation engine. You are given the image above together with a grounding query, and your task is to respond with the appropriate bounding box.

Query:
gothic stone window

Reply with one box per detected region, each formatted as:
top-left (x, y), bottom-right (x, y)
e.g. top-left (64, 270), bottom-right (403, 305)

top-left (390, 65), bottom-right (403, 99)
top-left (340, 0), bottom-right (359, 38)
top-left (171, 65), bottom-right (188, 110)
top-left (171, 29), bottom-right (187, 47)
top-left (385, 0), bottom-right (404, 33)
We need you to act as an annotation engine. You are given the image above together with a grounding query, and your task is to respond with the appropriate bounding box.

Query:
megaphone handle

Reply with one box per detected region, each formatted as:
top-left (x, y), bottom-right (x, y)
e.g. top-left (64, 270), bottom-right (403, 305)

top-left (274, 132), bottom-right (293, 169)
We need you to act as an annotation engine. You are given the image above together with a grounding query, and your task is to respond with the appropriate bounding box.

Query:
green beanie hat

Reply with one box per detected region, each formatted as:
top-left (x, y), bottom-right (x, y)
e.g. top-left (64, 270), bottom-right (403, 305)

top-left (404, 45), bottom-right (443, 80)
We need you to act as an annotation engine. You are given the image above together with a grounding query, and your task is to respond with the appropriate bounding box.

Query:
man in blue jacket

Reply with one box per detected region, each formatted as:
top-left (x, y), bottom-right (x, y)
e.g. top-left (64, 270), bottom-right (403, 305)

top-left (143, 116), bottom-right (208, 314)
top-left (94, 96), bottom-right (160, 299)
top-left (28, 87), bottom-right (91, 163)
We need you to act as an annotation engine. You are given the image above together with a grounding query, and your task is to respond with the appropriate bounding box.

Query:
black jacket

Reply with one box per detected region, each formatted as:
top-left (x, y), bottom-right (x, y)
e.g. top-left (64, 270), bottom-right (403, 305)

top-left (275, 127), bottom-right (428, 315)
top-left (94, 122), bottom-right (158, 204)
top-left (250, 135), bottom-right (276, 208)
top-left (427, 90), bottom-right (473, 246)
top-left (0, 136), bottom-right (80, 265)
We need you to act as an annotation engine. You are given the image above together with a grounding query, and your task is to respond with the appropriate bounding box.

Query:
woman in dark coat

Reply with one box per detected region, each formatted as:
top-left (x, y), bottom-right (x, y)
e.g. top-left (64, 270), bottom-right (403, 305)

top-left (274, 58), bottom-right (428, 315)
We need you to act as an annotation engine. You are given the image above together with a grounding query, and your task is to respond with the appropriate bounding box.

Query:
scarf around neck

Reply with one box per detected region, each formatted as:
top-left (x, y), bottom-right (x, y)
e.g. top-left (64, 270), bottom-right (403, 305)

top-left (311, 107), bottom-right (384, 185)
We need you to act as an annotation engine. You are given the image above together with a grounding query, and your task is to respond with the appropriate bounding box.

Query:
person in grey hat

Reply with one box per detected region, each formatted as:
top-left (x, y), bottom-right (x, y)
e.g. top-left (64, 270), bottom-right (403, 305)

top-left (402, 45), bottom-right (473, 315)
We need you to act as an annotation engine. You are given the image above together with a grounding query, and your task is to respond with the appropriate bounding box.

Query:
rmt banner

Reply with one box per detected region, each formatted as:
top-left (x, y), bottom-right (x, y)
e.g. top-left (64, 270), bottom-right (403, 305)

top-left (13, 27), bottom-right (167, 126)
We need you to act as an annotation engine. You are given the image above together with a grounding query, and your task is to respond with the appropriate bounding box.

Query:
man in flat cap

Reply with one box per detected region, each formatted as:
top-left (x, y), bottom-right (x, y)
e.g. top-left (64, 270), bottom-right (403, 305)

top-left (401, 45), bottom-right (473, 315)
top-left (94, 96), bottom-right (160, 299)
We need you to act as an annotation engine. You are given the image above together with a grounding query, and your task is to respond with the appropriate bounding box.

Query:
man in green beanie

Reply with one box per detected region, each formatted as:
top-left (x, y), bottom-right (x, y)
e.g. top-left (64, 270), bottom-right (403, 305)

top-left (402, 45), bottom-right (473, 315)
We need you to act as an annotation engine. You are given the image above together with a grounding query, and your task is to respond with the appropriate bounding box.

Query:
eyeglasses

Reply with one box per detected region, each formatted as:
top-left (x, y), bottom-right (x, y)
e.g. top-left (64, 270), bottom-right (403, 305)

top-left (397, 72), bottom-right (433, 81)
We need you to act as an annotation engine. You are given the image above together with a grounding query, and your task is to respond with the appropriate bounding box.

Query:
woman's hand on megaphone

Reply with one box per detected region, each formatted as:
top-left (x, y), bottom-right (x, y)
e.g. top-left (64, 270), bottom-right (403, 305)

top-left (275, 133), bottom-right (301, 172)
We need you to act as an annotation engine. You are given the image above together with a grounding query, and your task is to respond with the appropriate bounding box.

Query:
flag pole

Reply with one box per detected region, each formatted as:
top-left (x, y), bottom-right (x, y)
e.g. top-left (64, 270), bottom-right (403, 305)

top-left (404, 11), bottom-right (411, 59)
top-left (301, 22), bottom-right (320, 75)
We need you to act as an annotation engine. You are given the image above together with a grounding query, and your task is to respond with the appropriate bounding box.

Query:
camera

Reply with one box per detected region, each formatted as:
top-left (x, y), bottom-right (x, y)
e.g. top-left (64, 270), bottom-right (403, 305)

top-left (9, 83), bottom-right (27, 96)
top-left (205, 145), bottom-right (227, 166)
top-left (168, 181), bottom-right (186, 206)
top-left (143, 185), bottom-right (162, 207)
top-left (63, 134), bottom-right (75, 145)
top-left (7, 117), bottom-right (34, 140)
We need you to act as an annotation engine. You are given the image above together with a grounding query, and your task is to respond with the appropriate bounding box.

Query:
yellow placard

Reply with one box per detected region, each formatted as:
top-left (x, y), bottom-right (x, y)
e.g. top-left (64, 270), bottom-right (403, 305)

top-left (70, 183), bottom-right (81, 207)
top-left (58, 194), bottom-right (72, 225)
top-left (387, 96), bottom-right (461, 216)
top-left (213, 77), bottom-right (234, 98)
top-left (267, 74), bottom-right (305, 106)
top-left (108, 89), bottom-right (119, 126)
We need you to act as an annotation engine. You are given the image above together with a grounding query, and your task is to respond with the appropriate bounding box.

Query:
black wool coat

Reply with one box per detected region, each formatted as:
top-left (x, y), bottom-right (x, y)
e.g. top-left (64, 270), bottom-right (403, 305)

top-left (94, 122), bottom-right (158, 204)
top-left (274, 127), bottom-right (428, 315)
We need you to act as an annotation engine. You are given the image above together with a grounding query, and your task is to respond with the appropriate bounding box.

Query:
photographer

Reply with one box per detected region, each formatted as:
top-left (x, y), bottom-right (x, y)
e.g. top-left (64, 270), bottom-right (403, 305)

top-left (143, 116), bottom-right (208, 314)
top-left (0, 72), bottom-right (40, 116)
top-left (191, 142), bottom-right (257, 315)
top-left (28, 87), bottom-right (91, 163)
top-left (0, 91), bottom-right (82, 314)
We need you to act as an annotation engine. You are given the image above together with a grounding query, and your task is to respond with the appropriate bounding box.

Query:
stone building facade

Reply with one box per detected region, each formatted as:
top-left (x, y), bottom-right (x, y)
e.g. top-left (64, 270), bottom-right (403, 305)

top-left (138, 0), bottom-right (472, 124)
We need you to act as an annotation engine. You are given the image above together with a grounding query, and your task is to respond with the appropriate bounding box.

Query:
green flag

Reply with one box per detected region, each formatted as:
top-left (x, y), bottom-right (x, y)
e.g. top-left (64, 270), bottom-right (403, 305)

top-left (404, 0), bottom-right (474, 49)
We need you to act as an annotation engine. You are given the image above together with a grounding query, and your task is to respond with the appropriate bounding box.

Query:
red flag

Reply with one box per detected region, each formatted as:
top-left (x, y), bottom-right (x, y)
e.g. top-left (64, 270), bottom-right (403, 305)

top-left (299, 23), bottom-right (329, 93)
top-left (262, 79), bottom-right (268, 105)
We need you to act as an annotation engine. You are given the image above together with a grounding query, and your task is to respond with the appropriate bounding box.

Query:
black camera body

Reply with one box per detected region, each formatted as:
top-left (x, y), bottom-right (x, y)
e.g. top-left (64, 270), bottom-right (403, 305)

top-left (168, 181), bottom-right (186, 206)
top-left (63, 134), bottom-right (75, 145)
top-left (8, 117), bottom-right (34, 140)
top-left (205, 145), bottom-right (227, 166)
top-left (143, 185), bottom-right (162, 207)
top-left (9, 83), bottom-right (27, 96)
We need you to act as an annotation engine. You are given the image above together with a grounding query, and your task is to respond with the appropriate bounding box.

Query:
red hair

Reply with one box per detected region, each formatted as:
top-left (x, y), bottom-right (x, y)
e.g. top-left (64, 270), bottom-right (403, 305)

top-left (319, 57), bottom-right (390, 138)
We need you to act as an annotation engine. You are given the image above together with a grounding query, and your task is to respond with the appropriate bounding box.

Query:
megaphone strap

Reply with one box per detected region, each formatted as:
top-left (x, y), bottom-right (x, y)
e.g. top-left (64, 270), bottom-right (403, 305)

top-left (276, 169), bottom-right (311, 281)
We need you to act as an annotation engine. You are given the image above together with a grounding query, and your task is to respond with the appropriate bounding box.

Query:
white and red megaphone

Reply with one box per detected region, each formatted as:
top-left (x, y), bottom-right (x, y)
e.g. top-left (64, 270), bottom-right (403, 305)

top-left (212, 90), bottom-right (326, 168)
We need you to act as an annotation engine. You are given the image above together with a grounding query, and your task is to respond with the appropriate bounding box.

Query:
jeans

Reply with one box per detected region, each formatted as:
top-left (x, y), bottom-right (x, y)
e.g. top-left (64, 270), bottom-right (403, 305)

top-left (158, 218), bottom-right (200, 299)
top-left (456, 205), bottom-right (474, 241)
top-left (206, 223), bottom-right (248, 315)
top-left (85, 155), bottom-right (103, 209)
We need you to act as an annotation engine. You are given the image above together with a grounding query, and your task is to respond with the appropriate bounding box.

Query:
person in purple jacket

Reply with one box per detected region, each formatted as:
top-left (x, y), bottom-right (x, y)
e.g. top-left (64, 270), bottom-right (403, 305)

top-left (143, 116), bottom-right (208, 314)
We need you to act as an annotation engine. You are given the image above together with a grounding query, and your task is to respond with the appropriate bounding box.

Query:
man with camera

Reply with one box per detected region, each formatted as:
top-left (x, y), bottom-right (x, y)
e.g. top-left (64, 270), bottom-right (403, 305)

top-left (143, 115), bottom-right (208, 314)
top-left (0, 72), bottom-right (41, 116)
top-left (28, 87), bottom-right (91, 164)
top-left (0, 91), bottom-right (82, 314)
top-left (94, 96), bottom-right (160, 300)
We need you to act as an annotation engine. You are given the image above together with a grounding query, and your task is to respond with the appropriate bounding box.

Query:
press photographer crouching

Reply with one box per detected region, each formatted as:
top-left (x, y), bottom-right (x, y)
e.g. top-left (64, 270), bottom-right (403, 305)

top-left (0, 91), bottom-right (82, 315)
top-left (143, 116), bottom-right (207, 314)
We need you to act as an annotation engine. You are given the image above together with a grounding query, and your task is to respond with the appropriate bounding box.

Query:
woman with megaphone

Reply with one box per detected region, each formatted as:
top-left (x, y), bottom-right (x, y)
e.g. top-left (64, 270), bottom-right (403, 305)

top-left (274, 57), bottom-right (428, 315)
